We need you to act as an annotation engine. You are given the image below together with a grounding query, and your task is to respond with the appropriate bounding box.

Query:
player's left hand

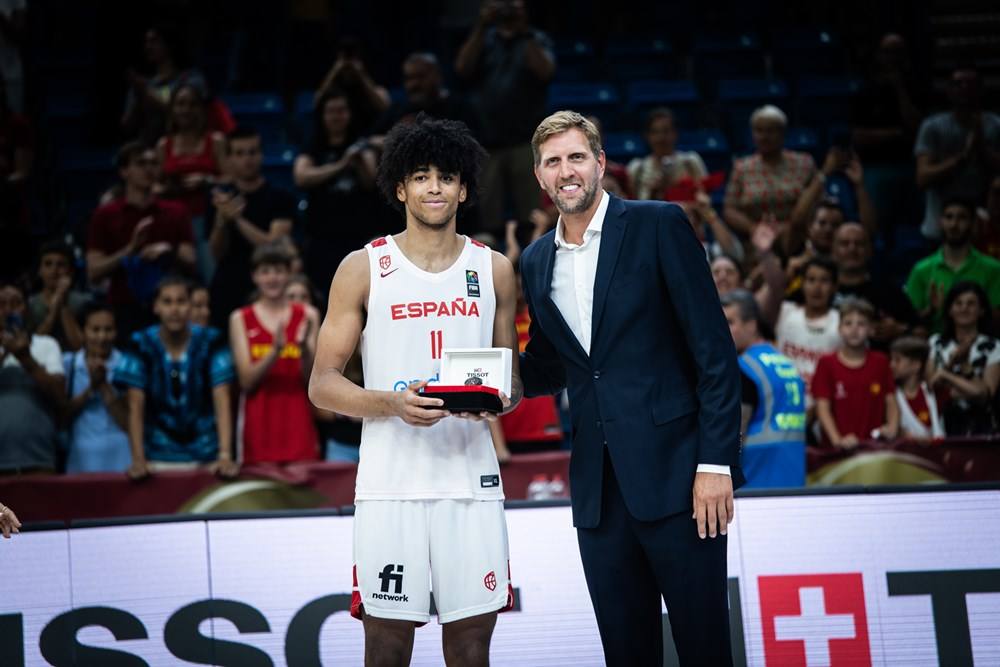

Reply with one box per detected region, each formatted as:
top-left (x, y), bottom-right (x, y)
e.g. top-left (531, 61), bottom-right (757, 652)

top-left (454, 392), bottom-right (510, 423)
top-left (692, 472), bottom-right (734, 539)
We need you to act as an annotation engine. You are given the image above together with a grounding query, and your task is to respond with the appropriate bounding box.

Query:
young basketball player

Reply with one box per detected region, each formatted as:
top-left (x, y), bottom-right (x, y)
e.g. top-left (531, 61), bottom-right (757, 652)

top-left (308, 115), bottom-right (524, 666)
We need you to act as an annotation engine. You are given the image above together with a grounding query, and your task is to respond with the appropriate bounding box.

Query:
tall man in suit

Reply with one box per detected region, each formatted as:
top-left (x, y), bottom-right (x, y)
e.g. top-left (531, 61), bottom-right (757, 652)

top-left (518, 111), bottom-right (744, 666)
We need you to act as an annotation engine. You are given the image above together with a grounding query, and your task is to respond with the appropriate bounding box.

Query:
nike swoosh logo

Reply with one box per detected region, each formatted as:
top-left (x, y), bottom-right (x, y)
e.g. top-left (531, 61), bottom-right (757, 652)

top-left (380, 268), bottom-right (399, 278)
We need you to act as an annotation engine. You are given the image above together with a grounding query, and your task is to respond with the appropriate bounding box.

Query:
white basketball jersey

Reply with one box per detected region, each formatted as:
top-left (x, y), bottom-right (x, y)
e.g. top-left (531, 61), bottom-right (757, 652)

top-left (356, 235), bottom-right (503, 501)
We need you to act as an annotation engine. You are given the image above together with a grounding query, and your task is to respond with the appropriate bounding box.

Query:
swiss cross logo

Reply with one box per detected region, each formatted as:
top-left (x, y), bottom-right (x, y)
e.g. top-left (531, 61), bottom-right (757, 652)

top-left (759, 573), bottom-right (871, 667)
top-left (484, 570), bottom-right (497, 592)
top-left (380, 255), bottom-right (392, 271)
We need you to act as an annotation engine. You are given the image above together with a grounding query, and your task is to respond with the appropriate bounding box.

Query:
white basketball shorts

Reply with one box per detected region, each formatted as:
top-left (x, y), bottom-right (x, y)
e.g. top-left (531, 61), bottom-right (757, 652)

top-left (351, 499), bottom-right (514, 624)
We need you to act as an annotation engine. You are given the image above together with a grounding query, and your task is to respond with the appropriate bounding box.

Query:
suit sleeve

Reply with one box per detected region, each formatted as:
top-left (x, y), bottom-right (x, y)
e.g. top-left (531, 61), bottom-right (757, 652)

top-left (656, 204), bottom-right (742, 468)
top-left (518, 252), bottom-right (567, 397)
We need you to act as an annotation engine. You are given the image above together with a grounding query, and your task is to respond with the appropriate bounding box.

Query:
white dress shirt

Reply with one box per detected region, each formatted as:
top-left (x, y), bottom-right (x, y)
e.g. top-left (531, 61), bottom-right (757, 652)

top-left (550, 190), bottom-right (730, 477)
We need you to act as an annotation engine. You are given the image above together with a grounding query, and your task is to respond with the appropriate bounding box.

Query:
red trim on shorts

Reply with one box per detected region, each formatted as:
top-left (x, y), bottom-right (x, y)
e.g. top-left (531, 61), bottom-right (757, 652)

top-left (371, 237), bottom-right (388, 247)
top-left (351, 564), bottom-right (364, 620)
top-left (501, 560), bottom-right (515, 613)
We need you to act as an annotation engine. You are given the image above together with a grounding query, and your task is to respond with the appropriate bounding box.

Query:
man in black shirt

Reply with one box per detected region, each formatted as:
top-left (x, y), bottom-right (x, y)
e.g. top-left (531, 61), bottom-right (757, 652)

top-left (831, 222), bottom-right (917, 348)
top-left (208, 127), bottom-right (297, 328)
top-left (373, 53), bottom-right (479, 136)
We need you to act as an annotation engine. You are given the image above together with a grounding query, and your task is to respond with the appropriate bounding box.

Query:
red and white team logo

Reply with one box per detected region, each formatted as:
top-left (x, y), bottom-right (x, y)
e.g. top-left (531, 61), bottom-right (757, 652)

top-left (380, 255), bottom-right (392, 271)
top-left (484, 570), bottom-right (497, 592)
top-left (758, 573), bottom-right (871, 667)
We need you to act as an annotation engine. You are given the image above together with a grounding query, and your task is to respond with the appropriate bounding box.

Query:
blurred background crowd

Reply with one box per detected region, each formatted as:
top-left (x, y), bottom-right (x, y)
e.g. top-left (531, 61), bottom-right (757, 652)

top-left (0, 0), bottom-right (998, 488)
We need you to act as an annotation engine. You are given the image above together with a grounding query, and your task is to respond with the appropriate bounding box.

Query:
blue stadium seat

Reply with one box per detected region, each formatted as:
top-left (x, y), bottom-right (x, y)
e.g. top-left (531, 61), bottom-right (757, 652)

top-left (602, 132), bottom-right (645, 162)
top-left (772, 28), bottom-right (846, 78)
top-left (605, 38), bottom-right (675, 81)
top-left (221, 93), bottom-right (286, 145)
top-left (262, 145), bottom-right (298, 192)
top-left (795, 76), bottom-right (861, 127)
top-left (555, 40), bottom-right (595, 64)
top-left (626, 80), bottom-right (701, 127)
top-left (58, 148), bottom-right (117, 206)
top-left (677, 129), bottom-right (731, 172)
top-left (694, 32), bottom-right (766, 82)
top-left (548, 82), bottom-right (622, 129)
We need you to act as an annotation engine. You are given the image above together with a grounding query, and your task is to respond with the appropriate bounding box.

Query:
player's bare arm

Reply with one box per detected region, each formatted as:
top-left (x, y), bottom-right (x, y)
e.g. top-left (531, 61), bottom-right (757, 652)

top-left (308, 249), bottom-right (450, 427)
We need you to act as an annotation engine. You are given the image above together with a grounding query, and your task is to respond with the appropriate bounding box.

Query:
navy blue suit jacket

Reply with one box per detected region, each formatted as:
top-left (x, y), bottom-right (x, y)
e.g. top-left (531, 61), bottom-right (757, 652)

top-left (519, 195), bottom-right (745, 529)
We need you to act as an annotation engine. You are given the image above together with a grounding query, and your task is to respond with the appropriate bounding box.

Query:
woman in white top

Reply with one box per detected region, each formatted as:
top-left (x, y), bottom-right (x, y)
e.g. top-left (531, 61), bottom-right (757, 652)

top-left (927, 281), bottom-right (1000, 435)
top-left (775, 257), bottom-right (841, 403)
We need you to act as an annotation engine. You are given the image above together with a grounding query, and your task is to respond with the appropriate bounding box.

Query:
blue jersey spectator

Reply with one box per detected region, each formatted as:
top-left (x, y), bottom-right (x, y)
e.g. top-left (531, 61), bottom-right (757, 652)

top-left (115, 276), bottom-right (237, 479)
top-left (722, 289), bottom-right (807, 488)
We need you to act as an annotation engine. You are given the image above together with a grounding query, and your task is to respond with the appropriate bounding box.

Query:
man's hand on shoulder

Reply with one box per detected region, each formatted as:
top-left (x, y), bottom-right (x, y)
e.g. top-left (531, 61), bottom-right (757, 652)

top-left (692, 472), bottom-right (734, 539)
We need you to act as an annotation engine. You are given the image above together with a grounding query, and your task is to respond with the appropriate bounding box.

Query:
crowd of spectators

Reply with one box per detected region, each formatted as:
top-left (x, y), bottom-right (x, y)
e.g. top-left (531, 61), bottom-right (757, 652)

top-left (0, 5), bottom-right (998, 489)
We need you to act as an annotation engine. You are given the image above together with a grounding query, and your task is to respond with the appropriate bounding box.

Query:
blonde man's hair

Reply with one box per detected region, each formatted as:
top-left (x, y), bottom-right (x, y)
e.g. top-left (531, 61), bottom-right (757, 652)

top-left (531, 110), bottom-right (603, 166)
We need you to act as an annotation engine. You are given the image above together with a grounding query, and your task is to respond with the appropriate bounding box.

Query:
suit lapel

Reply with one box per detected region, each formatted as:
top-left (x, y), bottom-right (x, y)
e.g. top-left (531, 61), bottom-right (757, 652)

top-left (590, 196), bottom-right (627, 347)
top-left (537, 236), bottom-right (589, 362)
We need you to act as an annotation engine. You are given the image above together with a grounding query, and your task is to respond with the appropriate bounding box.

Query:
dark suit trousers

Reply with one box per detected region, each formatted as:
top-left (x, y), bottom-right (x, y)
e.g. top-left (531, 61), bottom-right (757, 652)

top-left (577, 450), bottom-right (733, 667)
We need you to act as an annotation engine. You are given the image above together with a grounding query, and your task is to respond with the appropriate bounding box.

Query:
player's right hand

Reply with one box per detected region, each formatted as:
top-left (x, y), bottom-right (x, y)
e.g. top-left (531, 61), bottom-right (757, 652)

top-left (395, 380), bottom-right (449, 427)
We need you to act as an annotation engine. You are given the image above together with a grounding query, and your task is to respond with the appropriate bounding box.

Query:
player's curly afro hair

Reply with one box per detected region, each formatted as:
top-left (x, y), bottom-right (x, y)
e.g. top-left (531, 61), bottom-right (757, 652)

top-left (376, 114), bottom-right (488, 216)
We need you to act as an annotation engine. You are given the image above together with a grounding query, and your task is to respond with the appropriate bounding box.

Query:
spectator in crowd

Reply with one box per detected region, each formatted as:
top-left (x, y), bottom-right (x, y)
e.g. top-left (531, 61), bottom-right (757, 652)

top-left (209, 127), bottom-right (297, 329)
top-left (373, 52), bottom-right (479, 135)
top-left (711, 223), bottom-right (786, 332)
top-left (724, 105), bottom-right (823, 239)
top-left (927, 281), bottom-right (1000, 435)
top-left (785, 198), bottom-right (844, 296)
top-left (455, 0), bottom-right (555, 233)
top-left (62, 302), bottom-right (130, 473)
top-left (627, 107), bottom-right (708, 201)
top-left (156, 82), bottom-right (227, 227)
top-left (0, 75), bottom-right (32, 237)
top-left (813, 298), bottom-right (899, 448)
top-left (86, 142), bottom-right (196, 339)
top-left (890, 336), bottom-right (945, 440)
top-left (229, 244), bottom-right (320, 464)
top-left (775, 257), bottom-right (841, 402)
top-left (915, 66), bottom-right (1000, 240)
top-left (851, 33), bottom-right (925, 242)
top-left (293, 88), bottom-right (378, 294)
top-left (121, 27), bottom-right (209, 145)
top-left (685, 191), bottom-right (742, 264)
top-left (189, 284), bottom-right (210, 327)
top-left (0, 281), bottom-right (64, 475)
top-left (116, 276), bottom-right (237, 479)
top-left (722, 289), bottom-right (806, 488)
top-left (28, 240), bottom-right (87, 352)
top-left (975, 174), bottom-right (1000, 260)
top-left (831, 222), bottom-right (917, 349)
top-left (285, 273), bottom-right (319, 306)
top-left (0, 1), bottom-right (26, 114)
top-left (315, 37), bottom-right (391, 136)
top-left (906, 198), bottom-right (1000, 332)
top-left (0, 500), bottom-right (19, 538)
top-left (785, 149), bottom-right (877, 254)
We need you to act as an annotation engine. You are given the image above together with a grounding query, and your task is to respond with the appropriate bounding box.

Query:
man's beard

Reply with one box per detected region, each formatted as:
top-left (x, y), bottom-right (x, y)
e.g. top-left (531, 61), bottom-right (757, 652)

top-left (943, 229), bottom-right (971, 248)
top-left (411, 205), bottom-right (457, 230)
top-left (551, 176), bottom-right (599, 215)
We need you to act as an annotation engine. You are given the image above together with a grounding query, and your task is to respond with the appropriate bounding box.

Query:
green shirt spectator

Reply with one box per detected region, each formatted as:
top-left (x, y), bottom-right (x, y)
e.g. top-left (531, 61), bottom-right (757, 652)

top-left (906, 199), bottom-right (1000, 331)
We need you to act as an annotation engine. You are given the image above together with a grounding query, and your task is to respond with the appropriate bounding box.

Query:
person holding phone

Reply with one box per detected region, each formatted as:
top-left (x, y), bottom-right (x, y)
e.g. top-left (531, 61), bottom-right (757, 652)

top-left (0, 281), bottom-right (65, 476)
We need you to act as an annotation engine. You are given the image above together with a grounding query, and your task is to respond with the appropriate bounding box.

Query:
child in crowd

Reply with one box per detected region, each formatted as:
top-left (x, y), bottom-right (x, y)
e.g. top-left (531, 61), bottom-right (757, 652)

top-left (229, 244), bottom-right (320, 464)
top-left (775, 257), bottom-right (842, 401)
top-left (63, 303), bottom-right (131, 472)
top-left (813, 297), bottom-right (899, 448)
top-left (189, 284), bottom-right (211, 327)
top-left (116, 276), bottom-right (237, 479)
top-left (889, 336), bottom-right (945, 440)
top-left (29, 240), bottom-right (88, 352)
